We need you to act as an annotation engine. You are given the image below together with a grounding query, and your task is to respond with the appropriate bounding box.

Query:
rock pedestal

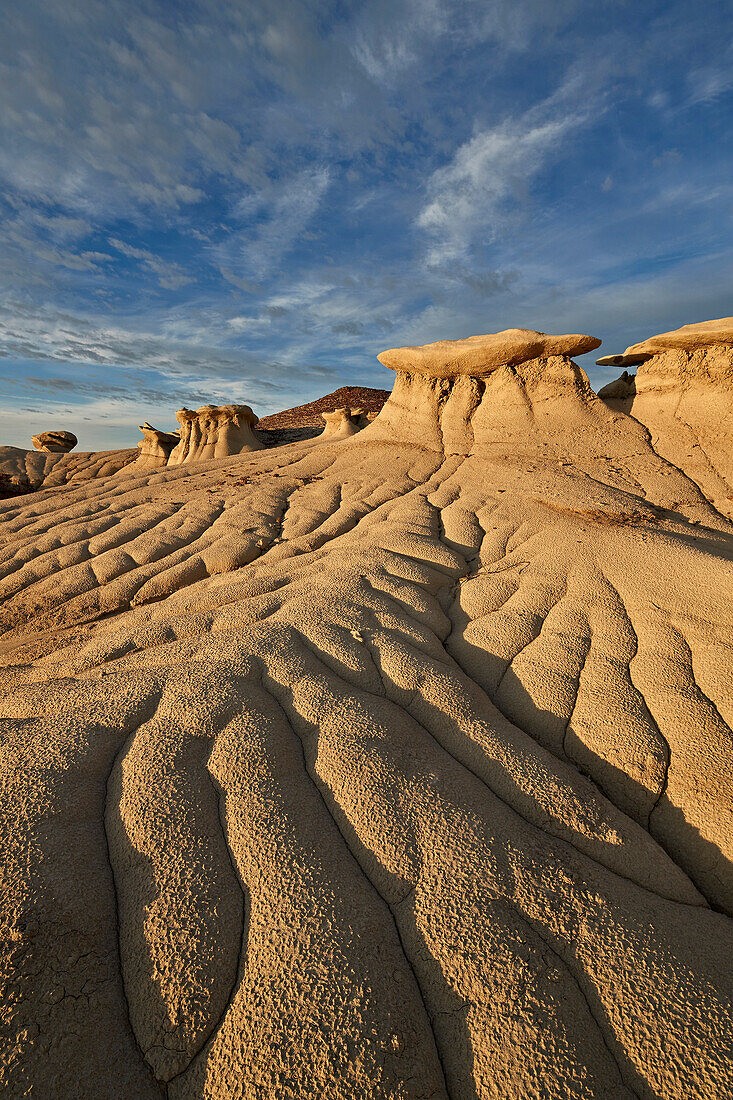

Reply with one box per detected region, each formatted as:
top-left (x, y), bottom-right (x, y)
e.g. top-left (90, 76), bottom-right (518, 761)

top-left (167, 404), bottom-right (261, 465)
top-left (135, 423), bottom-right (181, 468)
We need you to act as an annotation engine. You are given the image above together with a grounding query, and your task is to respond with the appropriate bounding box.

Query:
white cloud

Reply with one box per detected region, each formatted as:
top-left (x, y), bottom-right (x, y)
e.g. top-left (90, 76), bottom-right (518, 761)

top-left (417, 103), bottom-right (586, 266)
top-left (214, 165), bottom-right (331, 284)
top-left (109, 238), bottom-right (194, 290)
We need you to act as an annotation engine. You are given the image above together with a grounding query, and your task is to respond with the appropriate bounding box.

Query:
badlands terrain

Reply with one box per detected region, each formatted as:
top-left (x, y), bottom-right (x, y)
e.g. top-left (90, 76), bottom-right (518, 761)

top-left (1, 323), bottom-right (732, 1099)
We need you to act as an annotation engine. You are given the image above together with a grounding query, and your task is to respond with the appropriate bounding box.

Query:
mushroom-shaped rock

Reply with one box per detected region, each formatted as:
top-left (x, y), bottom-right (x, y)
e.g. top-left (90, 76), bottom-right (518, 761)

top-left (624, 316), bottom-right (733, 358)
top-left (595, 320), bottom-right (733, 518)
top-left (31, 430), bottom-right (77, 454)
top-left (135, 423), bottom-right (181, 468)
top-left (597, 371), bottom-right (636, 400)
top-left (319, 407), bottom-right (363, 439)
top-left (377, 329), bottom-right (601, 379)
top-left (167, 404), bottom-right (261, 465)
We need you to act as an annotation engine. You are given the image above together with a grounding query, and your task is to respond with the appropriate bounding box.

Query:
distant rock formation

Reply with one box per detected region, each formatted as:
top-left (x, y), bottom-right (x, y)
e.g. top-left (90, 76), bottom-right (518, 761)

top-left (597, 370), bottom-right (636, 399)
top-left (596, 317), bottom-right (733, 519)
top-left (257, 386), bottom-right (390, 430)
top-left (0, 445), bottom-right (137, 494)
top-left (135, 423), bottom-right (180, 468)
top-left (377, 329), bottom-right (601, 378)
top-left (319, 407), bottom-right (364, 439)
top-left (167, 404), bottom-right (261, 465)
top-left (31, 430), bottom-right (77, 453)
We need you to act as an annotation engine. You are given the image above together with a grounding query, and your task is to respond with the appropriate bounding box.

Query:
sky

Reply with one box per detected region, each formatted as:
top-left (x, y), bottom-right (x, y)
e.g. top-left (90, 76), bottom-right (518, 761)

top-left (1, 0), bottom-right (732, 450)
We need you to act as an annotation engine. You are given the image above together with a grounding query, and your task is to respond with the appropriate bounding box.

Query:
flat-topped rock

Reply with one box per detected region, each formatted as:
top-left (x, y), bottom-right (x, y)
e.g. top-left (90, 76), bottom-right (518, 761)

top-left (624, 316), bottom-right (733, 358)
top-left (31, 430), bottom-right (78, 454)
top-left (596, 353), bottom-right (648, 368)
top-left (377, 329), bottom-right (601, 379)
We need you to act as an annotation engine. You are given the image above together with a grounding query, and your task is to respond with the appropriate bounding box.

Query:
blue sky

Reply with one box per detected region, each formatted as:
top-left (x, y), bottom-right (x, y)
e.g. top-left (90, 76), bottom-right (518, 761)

top-left (1, 0), bottom-right (732, 449)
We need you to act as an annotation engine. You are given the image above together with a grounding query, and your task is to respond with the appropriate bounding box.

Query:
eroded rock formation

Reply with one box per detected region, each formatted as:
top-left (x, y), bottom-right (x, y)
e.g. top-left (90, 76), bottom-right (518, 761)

top-left (135, 423), bottom-right (181, 468)
top-left (0, 444), bottom-right (137, 493)
top-left (597, 317), bottom-right (733, 518)
top-left (1, 327), bottom-right (732, 1099)
top-left (31, 429), bottom-right (78, 453)
top-left (168, 404), bottom-right (262, 465)
top-left (377, 328), bottom-right (601, 377)
top-left (319, 406), bottom-right (364, 438)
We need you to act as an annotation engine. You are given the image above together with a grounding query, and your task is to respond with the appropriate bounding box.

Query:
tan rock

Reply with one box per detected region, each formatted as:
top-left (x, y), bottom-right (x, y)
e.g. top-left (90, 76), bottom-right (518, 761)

top-left (596, 353), bottom-right (648, 367)
top-left (167, 404), bottom-right (261, 465)
top-left (135, 423), bottom-right (180, 468)
top-left (31, 429), bottom-right (78, 453)
top-left (624, 316), bottom-right (733, 358)
top-left (377, 328), bottom-right (601, 378)
top-left (607, 346), bottom-right (733, 519)
top-left (597, 370), bottom-right (636, 400)
top-left (319, 407), bottom-right (363, 439)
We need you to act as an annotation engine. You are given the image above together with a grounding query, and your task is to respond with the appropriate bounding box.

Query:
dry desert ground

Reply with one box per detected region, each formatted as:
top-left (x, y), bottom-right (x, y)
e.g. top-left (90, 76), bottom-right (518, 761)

top-left (1, 324), bottom-right (732, 1099)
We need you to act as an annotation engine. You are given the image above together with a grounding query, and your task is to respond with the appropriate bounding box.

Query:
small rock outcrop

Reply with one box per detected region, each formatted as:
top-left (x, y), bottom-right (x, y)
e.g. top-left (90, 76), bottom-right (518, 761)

top-left (168, 404), bottom-right (261, 465)
top-left (597, 370), bottom-right (636, 399)
top-left (319, 408), bottom-right (364, 439)
top-left (377, 329), bottom-right (601, 379)
top-left (135, 423), bottom-right (180, 468)
top-left (31, 430), bottom-right (77, 454)
top-left (596, 353), bottom-right (648, 368)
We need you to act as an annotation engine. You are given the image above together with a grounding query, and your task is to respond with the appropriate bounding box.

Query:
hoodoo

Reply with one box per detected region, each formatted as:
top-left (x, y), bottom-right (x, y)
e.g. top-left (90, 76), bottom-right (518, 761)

top-left (168, 403), bottom-right (262, 465)
top-left (377, 328), bottom-right (601, 378)
top-left (597, 317), bottom-right (733, 518)
top-left (135, 423), bottom-right (181, 468)
top-left (318, 407), bottom-right (364, 439)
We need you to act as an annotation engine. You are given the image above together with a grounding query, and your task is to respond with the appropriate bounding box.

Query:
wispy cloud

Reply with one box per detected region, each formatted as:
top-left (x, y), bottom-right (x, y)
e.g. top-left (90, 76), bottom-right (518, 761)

top-left (417, 76), bottom-right (593, 266)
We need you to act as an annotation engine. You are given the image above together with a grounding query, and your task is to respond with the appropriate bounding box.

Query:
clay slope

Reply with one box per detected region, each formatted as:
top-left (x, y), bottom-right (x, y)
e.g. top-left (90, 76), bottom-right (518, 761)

top-left (0, 444), bottom-right (137, 495)
top-left (1, 343), bottom-right (732, 1099)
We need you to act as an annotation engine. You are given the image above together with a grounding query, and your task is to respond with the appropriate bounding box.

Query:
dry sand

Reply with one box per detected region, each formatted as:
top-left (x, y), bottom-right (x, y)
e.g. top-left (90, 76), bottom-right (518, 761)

top-left (1, 329), bottom-right (732, 1099)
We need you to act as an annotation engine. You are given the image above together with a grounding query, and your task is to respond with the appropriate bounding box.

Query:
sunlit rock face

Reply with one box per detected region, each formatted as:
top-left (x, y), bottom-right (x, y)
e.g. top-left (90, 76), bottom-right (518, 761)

top-left (1, 327), bottom-right (732, 1100)
top-left (377, 328), bottom-right (601, 378)
top-left (167, 404), bottom-right (262, 465)
top-left (134, 423), bottom-right (181, 468)
top-left (597, 318), bottom-right (733, 520)
top-left (31, 429), bottom-right (78, 453)
top-left (318, 407), bottom-right (364, 439)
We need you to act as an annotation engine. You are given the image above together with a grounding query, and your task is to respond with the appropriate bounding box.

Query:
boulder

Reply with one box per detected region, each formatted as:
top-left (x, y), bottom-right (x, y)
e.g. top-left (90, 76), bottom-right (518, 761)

top-left (596, 353), bottom-right (648, 368)
top-left (168, 404), bottom-right (261, 465)
top-left (31, 430), bottom-right (78, 454)
top-left (377, 329), bottom-right (601, 379)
